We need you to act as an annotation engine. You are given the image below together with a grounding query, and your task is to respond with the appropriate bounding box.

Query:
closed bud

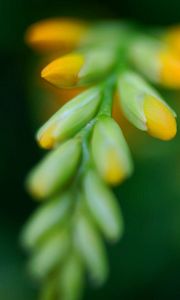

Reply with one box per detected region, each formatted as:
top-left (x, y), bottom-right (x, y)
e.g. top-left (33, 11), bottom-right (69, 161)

top-left (21, 192), bottom-right (72, 250)
top-left (25, 18), bottom-right (88, 52)
top-left (59, 253), bottom-right (84, 300)
top-left (74, 213), bottom-right (108, 285)
top-left (91, 116), bottom-right (133, 185)
top-left (26, 139), bottom-right (81, 199)
top-left (41, 47), bottom-right (117, 88)
top-left (129, 36), bottom-right (180, 88)
top-left (83, 169), bottom-right (124, 241)
top-left (37, 87), bottom-right (102, 149)
top-left (118, 71), bottom-right (177, 140)
top-left (29, 228), bottom-right (69, 279)
top-left (40, 278), bottom-right (57, 300)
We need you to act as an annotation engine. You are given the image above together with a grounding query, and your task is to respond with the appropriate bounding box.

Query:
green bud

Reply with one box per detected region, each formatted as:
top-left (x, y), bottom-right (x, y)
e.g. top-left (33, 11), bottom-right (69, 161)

top-left (26, 139), bottom-right (81, 199)
top-left (21, 192), bottom-right (72, 250)
top-left (81, 22), bottom-right (128, 49)
top-left (77, 47), bottom-right (117, 85)
top-left (91, 116), bottom-right (133, 185)
top-left (59, 253), bottom-right (84, 300)
top-left (29, 228), bottom-right (69, 279)
top-left (128, 35), bottom-right (180, 88)
top-left (128, 36), bottom-right (162, 82)
top-left (83, 170), bottom-right (124, 242)
top-left (74, 213), bottom-right (108, 285)
top-left (40, 278), bottom-right (57, 300)
top-left (37, 87), bottom-right (102, 149)
top-left (117, 70), bottom-right (176, 131)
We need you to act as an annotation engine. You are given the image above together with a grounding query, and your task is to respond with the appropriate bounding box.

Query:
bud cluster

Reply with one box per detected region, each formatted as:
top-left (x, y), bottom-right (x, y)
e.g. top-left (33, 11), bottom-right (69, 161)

top-left (22, 18), bottom-right (179, 300)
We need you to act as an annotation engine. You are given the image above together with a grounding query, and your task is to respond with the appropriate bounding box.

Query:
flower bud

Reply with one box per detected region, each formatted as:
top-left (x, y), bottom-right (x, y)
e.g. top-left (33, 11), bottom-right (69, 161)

top-left (74, 213), bottom-right (108, 285)
top-left (37, 87), bottom-right (102, 149)
top-left (26, 139), bottom-right (81, 199)
top-left (59, 253), bottom-right (84, 300)
top-left (91, 116), bottom-right (133, 185)
top-left (129, 36), bottom-right (180, 88)
top-left (41, 47), bottom-right (117, 88)
top-left (40, 278), bottom-right (56, 300)
top-left (21, 192), bottom-right (72, 250)
top-left (83, 170), bottom-right (124, 242)
top-left (25, 18), bottom-right (88, 52)
top-left (117, 71), bottom-right (177, 140)
top-left (29, 228), bottom-right (69, 279)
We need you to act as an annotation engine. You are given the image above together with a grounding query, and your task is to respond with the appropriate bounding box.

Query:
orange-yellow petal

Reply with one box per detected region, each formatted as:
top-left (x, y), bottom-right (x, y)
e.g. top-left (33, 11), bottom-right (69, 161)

top-left (41, 54), bottom-right (85, 88)
top-left (38, 123), bottom-right (57, 149)
top-left (164, 26), bottom-right (180, 57)
top-left (159, 50), bottom-right (180, 88)
top-left (103, 149), bottom-right (126, 185)
top-left (25, 18), bottom-right (87, 52)
top-left (144, 95), bottom-right (177, 140)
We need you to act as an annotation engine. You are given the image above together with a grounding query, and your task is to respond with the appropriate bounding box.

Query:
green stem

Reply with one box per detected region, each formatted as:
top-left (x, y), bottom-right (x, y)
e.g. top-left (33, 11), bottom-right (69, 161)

top-left (98, 74), bottom-right (117, 117)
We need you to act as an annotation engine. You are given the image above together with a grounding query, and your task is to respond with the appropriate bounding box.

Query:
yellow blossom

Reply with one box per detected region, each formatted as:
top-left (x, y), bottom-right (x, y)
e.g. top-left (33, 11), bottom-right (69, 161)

top-left (25, 18), bottom-right (88, 52)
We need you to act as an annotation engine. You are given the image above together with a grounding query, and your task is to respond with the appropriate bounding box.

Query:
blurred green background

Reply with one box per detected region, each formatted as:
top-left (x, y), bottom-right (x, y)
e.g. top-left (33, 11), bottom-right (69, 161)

top-left (1, 0), bottom-right (180, 299)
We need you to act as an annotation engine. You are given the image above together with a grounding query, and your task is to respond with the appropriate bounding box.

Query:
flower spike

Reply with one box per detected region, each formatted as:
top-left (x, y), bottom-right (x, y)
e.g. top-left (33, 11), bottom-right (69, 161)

top-left (23, 19), bottom-right (180, 300)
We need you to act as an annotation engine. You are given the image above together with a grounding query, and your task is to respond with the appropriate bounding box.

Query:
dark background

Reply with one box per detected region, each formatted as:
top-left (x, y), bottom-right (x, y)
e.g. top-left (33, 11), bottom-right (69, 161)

top-left (1, 0), bottom-right (180, 299)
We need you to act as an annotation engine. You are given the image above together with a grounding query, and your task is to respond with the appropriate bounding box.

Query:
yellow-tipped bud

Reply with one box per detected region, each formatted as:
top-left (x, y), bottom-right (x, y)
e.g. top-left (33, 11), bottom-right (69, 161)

top-left (37, 87), bottom-right (102, 149)
top-left (25, 18), bottom-right (87, 52)
top-left (143, 95), bottom-right (177, 140)
top-left (159, 50), bottom-right (180, 88)
top-left (91, 116), bottom-right (133, 185)
top-left (41, 48), bottom-right (117, 88)
top-left (41, 54), bottom-right (85, 88)
top-left (129, 36), bottom-right (180, 88)
top-left (26, 139), bottom-right (81, 199)
top-left (38, 122), bottom-right (57, 149)
top-left (118, 71), bottom-right (177, 140)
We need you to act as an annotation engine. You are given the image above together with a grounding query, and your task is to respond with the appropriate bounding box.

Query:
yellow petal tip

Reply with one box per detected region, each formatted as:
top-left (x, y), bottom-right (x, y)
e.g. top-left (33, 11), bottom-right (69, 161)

top-left (103, 151), bottom-right (126, 185)
top-left (37, 123), bottom-right (57, 149)
top-left (164, 26), bottom-right (180, 57)
top-left (159, 50), bottom-right (180, 88)
top-left (144, 95), bottom-right (177, 141)
top-left (25, 18), bottom-right (87, 52)
top-left (41, 54), bottom-right (84, 88)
